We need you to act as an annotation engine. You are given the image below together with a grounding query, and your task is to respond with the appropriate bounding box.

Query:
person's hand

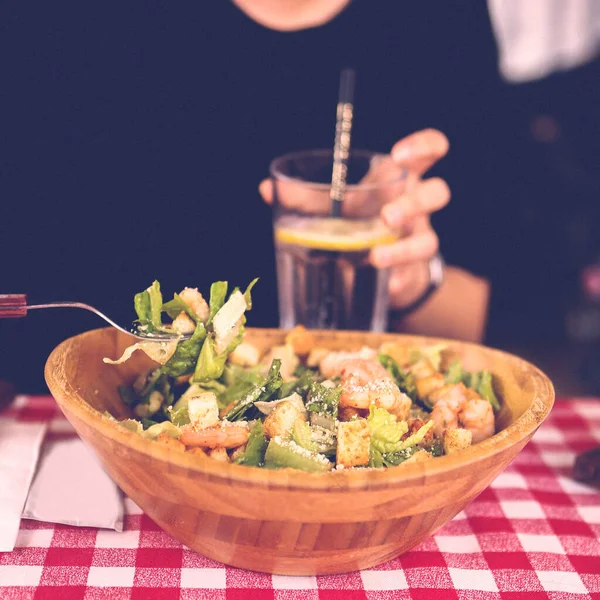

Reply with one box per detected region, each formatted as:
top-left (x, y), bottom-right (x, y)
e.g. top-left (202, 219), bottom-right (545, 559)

top-left (370, 129), bottom-right (450, 311)
top-left (258, 128), bottom-right (450, 312)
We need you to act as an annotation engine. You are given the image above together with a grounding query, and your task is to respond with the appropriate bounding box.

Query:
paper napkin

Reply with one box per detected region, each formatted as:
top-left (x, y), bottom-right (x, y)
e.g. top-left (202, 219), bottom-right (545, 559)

top-left (0, 421), bottom-right (47, 551)
top-left (22, 438), bottom-right (124, 532)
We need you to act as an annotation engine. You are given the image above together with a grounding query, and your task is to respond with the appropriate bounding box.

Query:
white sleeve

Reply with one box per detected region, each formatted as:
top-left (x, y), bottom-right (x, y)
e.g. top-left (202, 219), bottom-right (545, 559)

top-left (487, 0), bottom-right (600, 83)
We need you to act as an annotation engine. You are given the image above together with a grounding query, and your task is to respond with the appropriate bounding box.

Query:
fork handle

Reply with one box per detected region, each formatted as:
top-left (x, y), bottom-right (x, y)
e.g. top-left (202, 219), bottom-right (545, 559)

top-left (0, 294), bottom-right (28, 318)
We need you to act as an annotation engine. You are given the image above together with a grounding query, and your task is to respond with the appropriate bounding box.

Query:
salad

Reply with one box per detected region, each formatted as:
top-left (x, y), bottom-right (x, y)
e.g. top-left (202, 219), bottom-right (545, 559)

top-left (103, 280), bottom-right (501, 472)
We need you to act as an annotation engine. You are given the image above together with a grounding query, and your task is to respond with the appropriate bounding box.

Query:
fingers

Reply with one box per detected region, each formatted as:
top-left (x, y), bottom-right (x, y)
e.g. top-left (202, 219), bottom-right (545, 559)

top-left (258, 179), bottom-right (273, 204)
top-left (381, 177), bottom-right (450, 229)
top-left (391, 128), bottom-right (450, 177)
top-left (371, 225), bottom-right (439, 269)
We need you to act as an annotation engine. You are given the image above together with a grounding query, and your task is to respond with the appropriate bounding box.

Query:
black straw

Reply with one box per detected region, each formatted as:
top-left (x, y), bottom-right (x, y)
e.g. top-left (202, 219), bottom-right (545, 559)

top-left (330, 68), bottom-right (356, 218)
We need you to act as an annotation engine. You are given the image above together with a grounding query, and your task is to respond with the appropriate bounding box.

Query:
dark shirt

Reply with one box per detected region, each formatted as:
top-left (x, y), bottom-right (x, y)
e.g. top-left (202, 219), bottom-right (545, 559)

top-left (0, 1), bottom-right (590, 392)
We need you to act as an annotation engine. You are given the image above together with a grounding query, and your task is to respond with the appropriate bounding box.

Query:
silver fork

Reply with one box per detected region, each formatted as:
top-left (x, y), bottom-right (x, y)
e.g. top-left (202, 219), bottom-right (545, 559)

top-left (0, 294), bottom-right (192, 341)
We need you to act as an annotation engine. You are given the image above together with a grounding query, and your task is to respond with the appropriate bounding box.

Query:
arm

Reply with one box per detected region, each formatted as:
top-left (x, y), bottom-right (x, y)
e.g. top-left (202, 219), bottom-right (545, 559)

top-left (391, 265), bottom-right (490, 343)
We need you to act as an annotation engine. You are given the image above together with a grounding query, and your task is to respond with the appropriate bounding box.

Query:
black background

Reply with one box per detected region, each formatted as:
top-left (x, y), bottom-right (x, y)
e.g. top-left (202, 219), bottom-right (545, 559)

top-left (1, 1), bottom-right (599, 393)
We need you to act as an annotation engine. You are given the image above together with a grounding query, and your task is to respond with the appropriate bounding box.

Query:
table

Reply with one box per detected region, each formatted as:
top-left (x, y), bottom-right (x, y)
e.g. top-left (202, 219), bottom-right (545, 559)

top-left (1, 396), bottom-right (599, 600)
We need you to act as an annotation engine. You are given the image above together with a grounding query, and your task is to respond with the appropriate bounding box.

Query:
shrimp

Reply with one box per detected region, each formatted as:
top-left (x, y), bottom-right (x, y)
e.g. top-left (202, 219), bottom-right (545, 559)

top-left (319, 347), bottom-right (377, 379)
top-left (179, 287), bottom-right (210, 322)
top-left (459, 397), bottom-right (495, 443)
top-left (430, 383), bottom-right (467, 438)
top-left (180, 422), bottom-right (250, 449)
top-left (172, 311), bottom-right (196, 334)
top-left (338, 358), bottom-right (412, 420)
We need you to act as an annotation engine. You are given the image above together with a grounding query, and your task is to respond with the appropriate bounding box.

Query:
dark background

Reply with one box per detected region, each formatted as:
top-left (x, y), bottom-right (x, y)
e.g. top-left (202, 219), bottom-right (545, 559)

top-left (1, 1), bottom-right (599, 395)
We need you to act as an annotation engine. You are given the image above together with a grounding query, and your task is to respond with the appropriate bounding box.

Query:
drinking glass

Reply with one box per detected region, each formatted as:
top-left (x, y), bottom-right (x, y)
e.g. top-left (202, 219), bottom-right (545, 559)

top-left (270, 149), bottom-right (407, 332)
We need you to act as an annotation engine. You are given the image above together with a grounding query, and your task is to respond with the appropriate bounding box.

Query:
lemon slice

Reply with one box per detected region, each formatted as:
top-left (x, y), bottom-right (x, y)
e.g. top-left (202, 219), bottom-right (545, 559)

top-left (275, 216), bottom-right (398, 251)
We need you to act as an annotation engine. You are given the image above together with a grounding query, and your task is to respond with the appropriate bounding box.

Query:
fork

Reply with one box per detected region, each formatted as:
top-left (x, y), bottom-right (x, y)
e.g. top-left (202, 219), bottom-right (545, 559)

top-left (0, 294), bottom-right (191, 341)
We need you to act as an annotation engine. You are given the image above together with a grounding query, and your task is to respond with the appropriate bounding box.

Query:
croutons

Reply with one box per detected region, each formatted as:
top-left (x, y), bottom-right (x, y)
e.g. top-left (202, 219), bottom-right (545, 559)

top-left (408, 359), bottom-right (436, 379)
top-left (188, 392), bottom-right (220, 430)
top-left (285, 325), bottom-right (315, 356)
top-left (228, 342), bottom-right (261, 368)
top-left (336, 419), bottom-right (370, 468)
top-left (262, 344), bottom-right (299, 381)
top-left (306, 347), bottom-right (330, 368)
top-left (338, 407), bottom-right (363, 422)
top-left (401, 449), bottom-right (433, 465)
top-left (443, 428), bottom-right (473, 455)
top-left (415, 373), bottom-right (445, 400)
top-left (186, 447), bottom-right (207, 458)
top-left (404, 418), bottom-right (434, 446)
top-left (172, 311), bottom-right (196, 334)
top-left (208, 447), bottom-right (230, 462)
top-left (156, 432), bottom-right (185, 452)
top-left (378, 343), bottom-right (411, 367)
top-left (263, 400), bottom-right (306, 439)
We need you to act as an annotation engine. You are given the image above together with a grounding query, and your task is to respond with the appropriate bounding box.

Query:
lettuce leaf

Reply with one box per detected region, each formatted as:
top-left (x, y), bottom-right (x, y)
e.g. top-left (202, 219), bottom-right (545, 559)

top-left (444, 361), bottom-right (500, 411)
top-left (378, 354), bottom-right (417, 401)
top-left (367, 405), bottom-right (409, 454)
top-left (167, 403), bottom-right (190, 427)
top-left (409, 344), bottom-right (446, 371)
top-left (225, 359), bottom-right (283, 421)
top-left (305, 382), bottom-right (341, 419)
top-left (477, 371), bottom-right (500, 411)
top-left (220, 364), bottom-right (264, 404)
top-left (234, 421), bottom-right (268, 466)
top-left (445, 359), bottom-right (468, 384)
top-left (162, 293), bottom-right (198, 322)
top-left (398, 419), bottom-right (433, 450)
top-left (144, 421), bottom-right (181, 440)
top-left (160, 321), bottom-right (207, 377)
top-left (243, 278), bottom-right (259, 310)
top-left (134, 280), bottom-right (164, 332)
top-left (207, 281), bottom-right (228, 326)
top-left (193, 336), bottom-right (229, 382)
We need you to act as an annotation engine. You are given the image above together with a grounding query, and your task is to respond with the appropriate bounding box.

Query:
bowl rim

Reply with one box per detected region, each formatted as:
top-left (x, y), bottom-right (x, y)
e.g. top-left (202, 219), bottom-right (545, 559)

top-left (45, 327), bottom-right (555, 491)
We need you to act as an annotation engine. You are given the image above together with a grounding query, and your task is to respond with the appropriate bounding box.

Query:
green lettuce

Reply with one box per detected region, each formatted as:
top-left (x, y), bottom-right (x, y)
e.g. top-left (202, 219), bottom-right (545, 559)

top-left (160, 321), bottom-right (207, 377)
top-left (477, 371), bottom-right (500, 411)
top-left (243, 278), bottom-right (259, 310)
top-left (378, 354), bottom-right (417, 401)
top-left (134, 280), bottom-right (164, 332)
top-left (162, 293), bottom-right (198, 321)
top-left (445, 359), bottom-right (468, 385)
top-left (144, 421), bottom-right (181, 440)
top-left (367, 406), bottom-right (409, 454)
top-left (206, 281), bottom-right (228, 326)
top-left (167, 403), bottom-right (190, 427)
top-left (292, 420), bottom-right (320, 453)
top-left (225, 359), bottom-right (283, 421)
top-left (219, 364), bottom-right (264, 404)
top-left (409, 344), bottom-right (446, 371)
top-left (193, 336), bottom-right (228, 382)
top-left (279, 368), bottom-right (319, 399)
top-left (234, 421), bottom-right (268, 466)
top-left (305, 382), bottom-right (341, 419)
top-left (444, 360), bottom-right (500, 412)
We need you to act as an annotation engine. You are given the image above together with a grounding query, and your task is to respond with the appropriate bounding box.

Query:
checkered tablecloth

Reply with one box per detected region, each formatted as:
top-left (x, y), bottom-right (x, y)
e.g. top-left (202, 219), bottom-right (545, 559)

top-left (1, 395), bottom-right (599, 600)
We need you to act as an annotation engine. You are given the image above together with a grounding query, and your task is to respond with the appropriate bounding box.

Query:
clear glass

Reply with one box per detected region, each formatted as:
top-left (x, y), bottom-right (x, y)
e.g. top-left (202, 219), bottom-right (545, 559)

top-left (270, 149), bottom-right (407, 332)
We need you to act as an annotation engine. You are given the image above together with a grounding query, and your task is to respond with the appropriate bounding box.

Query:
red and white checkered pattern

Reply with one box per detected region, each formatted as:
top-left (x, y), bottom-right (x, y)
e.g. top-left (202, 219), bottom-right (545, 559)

top-left (1, 395), bottom-right (599, 599)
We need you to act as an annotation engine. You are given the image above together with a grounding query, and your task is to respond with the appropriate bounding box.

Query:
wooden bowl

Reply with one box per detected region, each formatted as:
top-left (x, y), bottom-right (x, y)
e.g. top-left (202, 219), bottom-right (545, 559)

top-left (44, 327), bottom-right (554, 575)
